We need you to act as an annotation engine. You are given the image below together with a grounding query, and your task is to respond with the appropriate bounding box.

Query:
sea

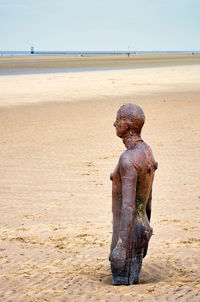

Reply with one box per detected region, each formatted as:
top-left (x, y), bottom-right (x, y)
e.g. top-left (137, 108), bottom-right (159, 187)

top-left (0, 50), bottom-right (199, 56)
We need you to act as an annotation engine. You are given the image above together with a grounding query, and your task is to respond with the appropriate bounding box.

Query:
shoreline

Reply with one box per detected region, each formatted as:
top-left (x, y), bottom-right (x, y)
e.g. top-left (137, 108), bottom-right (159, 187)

top-left (0, 53), bottom-right (200, 76)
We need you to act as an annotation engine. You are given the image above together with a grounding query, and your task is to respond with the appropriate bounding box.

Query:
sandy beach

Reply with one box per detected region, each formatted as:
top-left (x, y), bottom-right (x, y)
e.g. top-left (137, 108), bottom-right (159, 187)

top-left (0, 56), bottom-right (200, 301)
top-left (1, 53), bottom-right (200, 75)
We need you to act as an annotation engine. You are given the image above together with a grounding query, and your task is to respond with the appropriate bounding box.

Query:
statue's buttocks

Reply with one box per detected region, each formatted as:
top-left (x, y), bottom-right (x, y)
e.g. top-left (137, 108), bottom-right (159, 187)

top-left (110, 104), bottom-right (157, 285)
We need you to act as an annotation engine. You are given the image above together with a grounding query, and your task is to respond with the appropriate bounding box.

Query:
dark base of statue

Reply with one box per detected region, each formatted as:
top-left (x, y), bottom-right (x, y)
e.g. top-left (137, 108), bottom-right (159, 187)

top-left (111, 252), bottom-right (143, 285)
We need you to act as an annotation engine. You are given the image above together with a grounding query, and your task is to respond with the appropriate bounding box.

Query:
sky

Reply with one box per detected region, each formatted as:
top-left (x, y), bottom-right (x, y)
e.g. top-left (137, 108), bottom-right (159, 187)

top-left (0, 0), bottom-right (200, 51)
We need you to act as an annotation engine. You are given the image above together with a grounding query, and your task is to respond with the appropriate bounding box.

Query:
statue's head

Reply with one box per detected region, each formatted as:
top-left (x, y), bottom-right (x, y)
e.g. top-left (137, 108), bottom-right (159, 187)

top-left (114, 104), bottom-right (145, 138)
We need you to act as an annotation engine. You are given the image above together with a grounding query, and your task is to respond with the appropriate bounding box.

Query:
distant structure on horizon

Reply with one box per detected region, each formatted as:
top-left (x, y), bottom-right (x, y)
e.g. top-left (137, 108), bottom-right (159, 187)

top-left (30, 46), bottom-right (34, 54)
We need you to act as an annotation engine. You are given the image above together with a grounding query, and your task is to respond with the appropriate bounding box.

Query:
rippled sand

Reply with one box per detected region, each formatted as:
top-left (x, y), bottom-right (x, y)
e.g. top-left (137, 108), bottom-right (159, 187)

top-left (0, 64), bottom-right (200, 301)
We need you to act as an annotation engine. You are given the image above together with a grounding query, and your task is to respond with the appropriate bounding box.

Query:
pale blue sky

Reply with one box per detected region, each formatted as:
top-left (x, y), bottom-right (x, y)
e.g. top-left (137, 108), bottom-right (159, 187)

top-left (0, 0), bottom-right (199, 51)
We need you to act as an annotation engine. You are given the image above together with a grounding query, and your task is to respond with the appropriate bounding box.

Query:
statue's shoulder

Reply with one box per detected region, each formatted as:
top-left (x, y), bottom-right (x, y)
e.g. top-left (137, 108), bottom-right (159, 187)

top-left (119, 150), bottom-right (138, 176)
top-left (119, 150), bottom-right (136, 167)
top-left (119, 144), bottom-right (154, 173)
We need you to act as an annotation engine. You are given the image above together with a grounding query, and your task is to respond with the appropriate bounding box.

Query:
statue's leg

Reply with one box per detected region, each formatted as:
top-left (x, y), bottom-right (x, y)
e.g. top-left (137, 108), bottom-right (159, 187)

top-left (129, 252), bottom-right (143, 284)
top-left (111, 250), bottom-right (143, 285)
top-left (128, 222), bottom-right (152, 284)
top-left (111, 257), bottom-right (130, 285)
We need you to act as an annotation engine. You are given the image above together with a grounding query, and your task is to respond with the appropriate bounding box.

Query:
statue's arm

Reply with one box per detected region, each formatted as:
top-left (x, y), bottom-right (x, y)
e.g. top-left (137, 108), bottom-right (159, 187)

top-left (118, 155), bottom-right (137, 248)
top-left (110, 153), bottom-right (137, 265)
top-left (110, 165), bottom-right (122, 254)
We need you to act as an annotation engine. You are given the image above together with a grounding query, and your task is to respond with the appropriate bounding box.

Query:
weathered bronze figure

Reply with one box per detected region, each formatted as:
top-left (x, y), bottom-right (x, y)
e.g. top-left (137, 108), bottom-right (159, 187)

top-left (110, 104), bottom-right (157, 285)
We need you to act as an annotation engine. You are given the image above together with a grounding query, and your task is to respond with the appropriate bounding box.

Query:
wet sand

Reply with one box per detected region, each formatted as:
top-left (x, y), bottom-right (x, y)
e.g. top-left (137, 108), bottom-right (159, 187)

top-left (0, 62), bottom-right (200, 301)
top-left (0, 53), bottom-right (200, 75)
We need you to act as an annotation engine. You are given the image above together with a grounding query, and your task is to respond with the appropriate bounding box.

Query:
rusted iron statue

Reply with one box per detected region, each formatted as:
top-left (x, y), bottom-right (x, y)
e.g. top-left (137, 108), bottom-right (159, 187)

top-left (110, 104), bottom-right (157, 285)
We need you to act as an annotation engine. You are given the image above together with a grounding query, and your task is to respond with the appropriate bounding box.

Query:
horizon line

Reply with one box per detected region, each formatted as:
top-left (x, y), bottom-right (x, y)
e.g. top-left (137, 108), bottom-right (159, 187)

top-left (1, 49), bottom-right (200, 53)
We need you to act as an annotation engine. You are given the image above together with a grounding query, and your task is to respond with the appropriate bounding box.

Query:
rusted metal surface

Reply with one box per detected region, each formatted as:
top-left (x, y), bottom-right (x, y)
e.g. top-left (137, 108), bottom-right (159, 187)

top-left (110, 104), bottom-right (157, 285)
